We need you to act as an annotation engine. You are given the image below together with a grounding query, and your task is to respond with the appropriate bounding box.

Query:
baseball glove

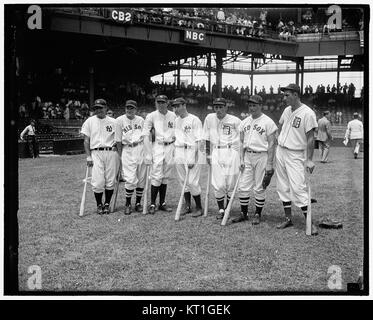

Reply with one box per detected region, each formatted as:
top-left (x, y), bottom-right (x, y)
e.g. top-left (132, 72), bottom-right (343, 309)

top-left (262, 169), bottom-right (274, 189)
top-left (318, 217), bottom-right (343, 229)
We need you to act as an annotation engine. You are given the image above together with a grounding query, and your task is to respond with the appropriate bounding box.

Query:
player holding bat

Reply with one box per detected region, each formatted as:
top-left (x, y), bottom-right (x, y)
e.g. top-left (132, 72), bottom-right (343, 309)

top-left (172, 98), bottom-right (203, 219)
top-left (232, 95), bottom-right (278, 225)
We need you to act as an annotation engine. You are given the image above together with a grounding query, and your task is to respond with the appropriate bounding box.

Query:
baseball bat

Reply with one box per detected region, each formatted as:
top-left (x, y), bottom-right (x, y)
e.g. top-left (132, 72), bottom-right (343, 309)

top-left (175, 167), bottom-right (190, 221)
top-left (142, 165), bottom-right (150, 215)
top-left (306, 175), bottom-right (312, 236)
top-left (110, 168), bottom-right (121, 213)
top-left (221, 171), bottom-right (242, 226)
top-left (79, 166), bottom-right (90, 217)
top-left (203, 164), bottom-right (211, 217)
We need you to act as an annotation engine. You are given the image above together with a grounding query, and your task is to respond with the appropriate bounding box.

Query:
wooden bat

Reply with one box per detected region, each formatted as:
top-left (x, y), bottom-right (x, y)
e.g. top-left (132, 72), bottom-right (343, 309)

top-left (175, 167), bottom-right (190, 221)
top-left (306, 175), bottom-right (312, 235)
top-left (203, 164), bottom-right (211, 217)
top-left (79, 166), bottom-right (90, 217)
top-left (142, 165), bottom-right (150, 215)
top-left (221, 171), bottom-right (242, 226)
top-left (110, 168), bottom-right (121, 213)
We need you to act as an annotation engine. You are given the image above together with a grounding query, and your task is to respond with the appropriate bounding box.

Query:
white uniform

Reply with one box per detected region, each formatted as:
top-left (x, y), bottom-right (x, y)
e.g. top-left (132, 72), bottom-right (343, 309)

top-left (203, 113), bottom-right (241, 198)
top-left (239, 114), bottom-right (277, 206)
top-left (175, 113), bottom-right (203, 196)
top-left (275, 104), bottom-right (317, 207)
top-left (115, 115), bottom-right (146, 190)
top-left (346, 118), bottom-right (363, 154)
top-left (142, 110), bottom-right (177, 186)
top-left (81, 115), bottom-right (120, 193)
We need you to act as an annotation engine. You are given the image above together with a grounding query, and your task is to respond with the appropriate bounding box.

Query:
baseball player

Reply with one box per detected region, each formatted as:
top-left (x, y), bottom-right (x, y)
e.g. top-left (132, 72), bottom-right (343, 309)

top-left (203, 97), bottom-right (241, 220)
top-left (142, 95), bottom-right (177, 214)
top-left (275, 84), bottom-right (318, 235)
top-left (115, 100), bottom-right (146, 215)
top-left (81, 98), bottom-right (120, 215)
top-left (233, 95), bottom-right (277, 225)
top-left (345, 112), bottom-right (363, 159)
top-left (172, 97), bottom-right (203, 217)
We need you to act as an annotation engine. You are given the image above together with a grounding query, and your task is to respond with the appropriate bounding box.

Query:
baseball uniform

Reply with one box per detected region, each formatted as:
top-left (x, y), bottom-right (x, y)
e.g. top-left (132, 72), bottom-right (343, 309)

top-left (203, 112), bottom-right (241, 201)
top-left (239, 113), bottom-right (277, 211)
top-left (174, 113), bottom-right (203, 196)
top-left (276, 103), bottom-right (317, 208)
top-left (142, 109), bottom-right (177, 186)
top-left (115, 114), bottom-right (146, 203)
top-left (346, 117), bottom-right (363, 157)
top-left (81, 115), bottom-right (120, 194)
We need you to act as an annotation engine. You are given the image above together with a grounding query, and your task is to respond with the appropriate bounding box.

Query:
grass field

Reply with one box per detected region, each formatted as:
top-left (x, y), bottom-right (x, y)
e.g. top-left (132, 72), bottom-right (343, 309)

top-left (18, 147), bottom-right (364, 293)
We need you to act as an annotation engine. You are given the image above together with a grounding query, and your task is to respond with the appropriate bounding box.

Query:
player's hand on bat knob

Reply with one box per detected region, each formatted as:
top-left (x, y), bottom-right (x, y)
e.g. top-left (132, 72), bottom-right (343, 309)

top-left (188, 163), bottom-right (195, 169)
top-left (144, 154), bottom-right (152, 165)
top-left (86, 156), bottom-right (93, 167)
top-left (305, 160), bottom-right (315, 174)
top-left (240, 159), bottom-right (245, 172)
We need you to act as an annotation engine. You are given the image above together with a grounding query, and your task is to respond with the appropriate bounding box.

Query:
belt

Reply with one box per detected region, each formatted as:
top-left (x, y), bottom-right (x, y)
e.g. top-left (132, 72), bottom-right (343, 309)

top-left (91, 147), bottom-right (117, 151)
top-left (214, 144), bottom-right (232, 149)
top-left (123, 141), bottom-right (143, 148)
top-left (246, 149), bottom-right (264, 154)
top-left (157, 141), bottom-right (174, 146)
top-left (175, 144), bottom-right (194, 149)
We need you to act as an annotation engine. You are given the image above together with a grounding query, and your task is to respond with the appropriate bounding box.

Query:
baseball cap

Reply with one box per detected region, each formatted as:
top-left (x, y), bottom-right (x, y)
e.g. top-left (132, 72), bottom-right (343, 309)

top-left (171, 97), bottom-right (186, 106)
top-left (125, 100), bottom-right (137, 108)
top-left (247, 95), bottom-right (263, 104)
top-left (280, 83), bottom-right (301, 94)
top-left (213, 97), bottom-right (226, 105)
top-left (93, 99), bottom-right (107, 108)
top-left (156, 95), bottom-right (168, 102)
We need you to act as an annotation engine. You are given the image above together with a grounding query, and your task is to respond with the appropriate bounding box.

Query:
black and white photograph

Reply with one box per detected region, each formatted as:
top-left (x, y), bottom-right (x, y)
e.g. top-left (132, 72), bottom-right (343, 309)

top-left (3, 2), bottom-right (369, 299)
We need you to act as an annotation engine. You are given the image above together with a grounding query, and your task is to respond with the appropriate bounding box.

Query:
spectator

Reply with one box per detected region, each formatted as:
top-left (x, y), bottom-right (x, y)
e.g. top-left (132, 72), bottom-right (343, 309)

top-left (20, 119), bottom-right (39, 158)
top-left (64, 105), bottom-right (70, 121)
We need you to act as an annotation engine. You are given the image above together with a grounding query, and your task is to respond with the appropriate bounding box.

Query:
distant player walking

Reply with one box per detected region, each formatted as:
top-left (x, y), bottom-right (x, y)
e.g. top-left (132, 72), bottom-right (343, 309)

top-left (172, 97), bottom-right (203, 217)
top-left (81, 99), bottom-right (120, 215)
top-left (142, 95), bottom-right (177, 214)
top-left (275, 84), bottom-right (318, 235)
top-left (20, 119), bottom-right (39, 158)
top-left (203, 98), bottom-right (241, 220)
top-left (115, 100), bottom-right (146, 215)
top-left (345, 112), bottom-right (363, 159)
top-left (316, 111), bottom-right (333, 163)
top-left (233, 95), bottom-right (277, 225)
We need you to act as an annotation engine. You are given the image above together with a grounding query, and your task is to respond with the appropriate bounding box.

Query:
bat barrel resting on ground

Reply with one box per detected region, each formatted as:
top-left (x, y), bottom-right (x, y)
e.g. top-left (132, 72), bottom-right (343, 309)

top-left (221, 171), bottom-right (242, 226)
top-left (79, 166), bottom-right (90, 217)
top-left (175, 166), bottom-right (190, 221)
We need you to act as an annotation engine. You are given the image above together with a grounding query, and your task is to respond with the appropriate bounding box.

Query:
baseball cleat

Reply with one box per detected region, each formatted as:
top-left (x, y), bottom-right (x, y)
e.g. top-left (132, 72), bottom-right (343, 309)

top-left (216, 209), bottom-right (225, 220)
top-left (252, 213), bottom-right (261, 225)
top-left (97, 204), bottom-right (104, 215)
top-left (192, 208), bottom-right (203, 218)
top-left (103, 203), bottom-right (110, 215)
top-left (135, 203), bottom-right (143, 212)
top-left (231, 212), bottom-right (248, 223)
top-left (158, 202), bottom-right (172, 212)
top-left (311, 224), bottom-right (319, 236)
top-left (148, 204), bottom-right (156, 215)
top-left (181, 206), bottom-right (192, 216)
top-left (276, 218), bottom-right (293, 229)
top-left (124, 205), bottom-right (132, 215)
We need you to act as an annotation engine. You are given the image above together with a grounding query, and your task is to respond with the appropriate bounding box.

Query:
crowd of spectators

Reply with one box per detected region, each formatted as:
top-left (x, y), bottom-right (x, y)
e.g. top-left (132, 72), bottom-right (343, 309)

top-left (62, 7), bottom-right (362, 42)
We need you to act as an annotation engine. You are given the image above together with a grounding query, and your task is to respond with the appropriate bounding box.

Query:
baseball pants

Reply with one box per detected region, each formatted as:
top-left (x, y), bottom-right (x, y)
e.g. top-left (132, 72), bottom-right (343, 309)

top-left (239, 152), bottom-right (267, 200)
top-left (175, 146), bottom-right (201, 196)
top-left (275, 146), bottom-right (308, 208)
top-left (91, 150), bottom-right (120, 193)
top-left (121, 144), bottom-right (146, 190)
top-left (211, 147), bottom-right (240, 198)
top-left (151, 143), bottom-right (175, 186)
top-left (351, 139), bottom-right (362, 154)
top-left (319, 141), bottom-right (330, 162)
